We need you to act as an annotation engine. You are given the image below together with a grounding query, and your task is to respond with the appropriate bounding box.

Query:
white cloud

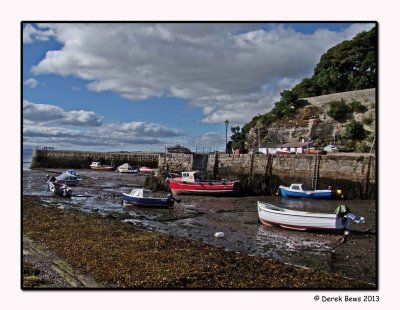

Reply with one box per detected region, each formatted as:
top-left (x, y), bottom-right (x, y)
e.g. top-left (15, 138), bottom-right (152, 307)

top-left (101, 122), bottom-right (186, 138)
top-left (23, 100), bottom-right (103, 127)
top-left (23, 125), bottom-right (81, 137)
top-left (29, 23), bottom-right (375, 124)
top-left (23, 23), bottom-right (54, 44)
top-left (23, 100), bottom-right (65, 122)
top-left (197, 132), bottom-right (225, 146)
top-left (23, 100), bottom-right (187, 151)
top-left (23, 78), bottom-right (39, 88)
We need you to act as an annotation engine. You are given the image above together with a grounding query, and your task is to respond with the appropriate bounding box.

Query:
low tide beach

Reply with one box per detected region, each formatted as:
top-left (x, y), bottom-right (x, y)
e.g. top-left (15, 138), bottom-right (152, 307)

top-left (22, 168), bottom-right (376, 289)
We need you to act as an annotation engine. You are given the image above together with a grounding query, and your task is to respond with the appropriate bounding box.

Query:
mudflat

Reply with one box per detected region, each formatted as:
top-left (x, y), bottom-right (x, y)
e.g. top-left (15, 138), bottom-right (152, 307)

top-left (22, 196), bottom-right (373, 289)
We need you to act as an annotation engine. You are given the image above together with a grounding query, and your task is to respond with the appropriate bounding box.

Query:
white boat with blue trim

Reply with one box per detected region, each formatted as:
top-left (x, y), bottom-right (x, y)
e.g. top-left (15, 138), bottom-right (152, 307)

top-left (122, 188), bottom-right (179, 208)
top-left (257, 201), bottom-right (364, 232)
top-left (54, 171), bottom-right (82, 186)
top-left (278, 184), bottom-right (343, 199)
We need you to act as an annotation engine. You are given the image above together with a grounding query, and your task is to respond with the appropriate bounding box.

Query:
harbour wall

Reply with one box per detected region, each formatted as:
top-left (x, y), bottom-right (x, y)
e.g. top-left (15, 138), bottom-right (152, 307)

top-left (30, 149), bottom-right (159, 169)
top-left (31, 150), bottom-right (376, 199)
top-left (157, 153), bottom-right (375, 199)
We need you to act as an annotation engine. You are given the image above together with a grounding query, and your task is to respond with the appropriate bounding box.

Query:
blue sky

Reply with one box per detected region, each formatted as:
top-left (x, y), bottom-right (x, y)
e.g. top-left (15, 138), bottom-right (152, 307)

top-left (22, 22), bottom-right (375, 152)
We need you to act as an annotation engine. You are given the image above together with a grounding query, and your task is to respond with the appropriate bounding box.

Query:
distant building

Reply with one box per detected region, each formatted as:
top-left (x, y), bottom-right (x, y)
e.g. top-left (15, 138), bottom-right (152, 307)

top-left (259, 141), bottom-right (315, 155)
top-left (324, 144), bottom-right (339, 153)
top-left (277, 141), bottom-right (314, 154)
top-left (167, 144), bottom-right (192, 154)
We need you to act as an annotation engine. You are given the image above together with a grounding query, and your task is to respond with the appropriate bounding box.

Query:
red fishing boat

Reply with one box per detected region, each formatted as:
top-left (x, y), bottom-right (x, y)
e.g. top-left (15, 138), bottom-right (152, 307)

top-left (168, 171), bottom-right (240, 195)
top-left (139, 166), bottom-right (153, 173)
top-left (89, 161), bottom-right (114, 171)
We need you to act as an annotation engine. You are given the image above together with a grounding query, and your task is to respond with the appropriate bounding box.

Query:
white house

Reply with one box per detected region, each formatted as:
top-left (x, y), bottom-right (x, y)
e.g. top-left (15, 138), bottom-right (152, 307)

top-left (324, 144), bottom-right (339, 153)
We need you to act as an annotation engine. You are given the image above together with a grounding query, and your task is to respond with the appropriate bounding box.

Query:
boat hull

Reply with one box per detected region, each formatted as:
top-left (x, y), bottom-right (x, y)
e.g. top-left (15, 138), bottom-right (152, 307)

top-left (257, 201), bottom-right (350, 232)
top-left (122, 193), bottom-right (174, 208)
top-left (90, 166), bottom-right (114, 171)
top-left (139, 167), bottom-right (153, 173)
top-left (117, 169), bottom-right (138, 173)
top-left (55, 179), bottom-right (80, 186)
top-left (279, 186), bottom-right (334, 199)
top-left (48, 181), bottom-right (73, 197)
top-left (168, 179), bottom-right (240, 196)
top-left (54, 177), bottom-right (80, 186)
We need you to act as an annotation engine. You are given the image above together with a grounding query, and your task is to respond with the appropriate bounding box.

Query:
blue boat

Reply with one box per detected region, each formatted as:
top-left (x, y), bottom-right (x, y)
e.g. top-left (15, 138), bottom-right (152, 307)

top-left (55, 172), bottom-right (81, 186)
top-left (278, 184), bottom-right (343, 199)
top-left (122, 188), bottom-right (178, 208)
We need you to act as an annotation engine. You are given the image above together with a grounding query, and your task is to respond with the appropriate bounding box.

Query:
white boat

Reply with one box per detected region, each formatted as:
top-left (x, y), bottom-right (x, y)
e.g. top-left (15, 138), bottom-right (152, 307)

top-left (65, 170), bottom-right (81, 178)
top-left (90, 161), bottom-right (114, 171)
top-left (48, 181), bottom-right (73, 197)
top-left (257, 201), bottom-right (364, 232)
top-left (116, 163), bottom-right (139, 173)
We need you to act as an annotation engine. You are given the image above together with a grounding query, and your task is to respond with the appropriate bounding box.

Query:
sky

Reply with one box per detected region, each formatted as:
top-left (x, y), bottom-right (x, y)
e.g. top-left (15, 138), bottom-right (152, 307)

top-left (22, 22), bottom-right (375, 153)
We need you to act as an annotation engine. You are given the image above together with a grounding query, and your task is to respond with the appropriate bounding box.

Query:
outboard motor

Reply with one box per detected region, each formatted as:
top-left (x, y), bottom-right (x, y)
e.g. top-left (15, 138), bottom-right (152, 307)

top-left (345, 212), bottom-right (365, 224)
top-left (335, 204), bottom-right (365, 224)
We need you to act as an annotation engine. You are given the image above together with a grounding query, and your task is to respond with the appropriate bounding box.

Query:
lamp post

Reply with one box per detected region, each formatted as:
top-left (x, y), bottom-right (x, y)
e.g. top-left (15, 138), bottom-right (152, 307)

top-left (225, 119), bottom-right (229, 154)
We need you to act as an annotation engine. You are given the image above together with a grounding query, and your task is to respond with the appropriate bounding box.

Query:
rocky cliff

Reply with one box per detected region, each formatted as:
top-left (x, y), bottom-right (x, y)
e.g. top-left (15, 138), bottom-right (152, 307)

top-left (246, 88), bottom-right (375, 150)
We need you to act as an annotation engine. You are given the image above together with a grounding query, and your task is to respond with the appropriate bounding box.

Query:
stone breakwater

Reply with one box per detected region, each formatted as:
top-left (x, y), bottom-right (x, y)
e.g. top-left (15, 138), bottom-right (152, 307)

top-left (30, 149), bottom-right (160, 169)
top-left (31, 150), bottom-right (376, 199)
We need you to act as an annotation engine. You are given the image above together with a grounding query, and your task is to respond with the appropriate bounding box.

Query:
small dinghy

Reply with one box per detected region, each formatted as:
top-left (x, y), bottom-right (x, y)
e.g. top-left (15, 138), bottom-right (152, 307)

top-left (122, 188), bottom-right (180, 208)
top-left (47, 181), bottom-right (73, 197)
top-left (257, 201), bottom-right (364, 232)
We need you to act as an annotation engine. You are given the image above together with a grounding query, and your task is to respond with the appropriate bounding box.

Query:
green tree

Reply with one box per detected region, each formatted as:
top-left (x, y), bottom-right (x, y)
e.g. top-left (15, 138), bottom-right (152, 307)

top-left (241, 27), bottom-right (376, 147)
top-left (349, 101), bottom-right (368, 113)
top-left (327, 100), bottom-right (352, 122)
top-left (271, 90), bottom-right (299, 118)
top-left (313, 27), bottom-right (376, 94)
top-left (290, 27), bottom-right (376, 98)
top-left (344, 120), bottom-right (367, 140)
top-left (292, 77), bottom-right (320, 98)
top-left (230, 126), bottom-right (246, 152)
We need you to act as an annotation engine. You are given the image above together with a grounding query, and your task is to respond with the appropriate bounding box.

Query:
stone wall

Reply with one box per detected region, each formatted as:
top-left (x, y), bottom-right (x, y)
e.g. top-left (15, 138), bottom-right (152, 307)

top-left (207, 153), bottom-right (376, 198)
top-left (207, 153), bottom-right (375, 182)
top-left (158, 153), bottom-right (193, 175)
top-left (158, 152), bottom-right (376, 198)
top-left (303, 88), bottom-right (376, 109)
top-left (31, 150), bottom-right (160, 169)
top-left (31, 150), bottom-right (376, 199)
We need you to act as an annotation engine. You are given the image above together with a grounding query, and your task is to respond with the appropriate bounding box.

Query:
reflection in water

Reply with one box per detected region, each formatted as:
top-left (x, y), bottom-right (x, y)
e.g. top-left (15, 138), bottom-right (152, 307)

top-left (255, 225), bottom-right (336, 260)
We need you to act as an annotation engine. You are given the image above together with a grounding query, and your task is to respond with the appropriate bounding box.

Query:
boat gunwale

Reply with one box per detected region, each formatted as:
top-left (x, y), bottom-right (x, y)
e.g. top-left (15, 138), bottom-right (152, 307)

top-left (279, 185), bottom-right (333, 194)
top-left (257, 201), bottom-right (341, 219)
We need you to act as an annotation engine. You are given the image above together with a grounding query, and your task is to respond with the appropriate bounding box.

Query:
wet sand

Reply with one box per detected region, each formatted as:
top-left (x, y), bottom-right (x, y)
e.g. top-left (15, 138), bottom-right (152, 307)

top-left (23, 196), bottom-right (374, 289)
top-left (22, 169), bottom-right (377, 288)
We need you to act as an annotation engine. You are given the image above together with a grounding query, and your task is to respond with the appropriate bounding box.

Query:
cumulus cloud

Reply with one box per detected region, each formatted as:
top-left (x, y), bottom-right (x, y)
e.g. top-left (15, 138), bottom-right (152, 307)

top-left (23, 121), bottom-right (185, 151)
top-left (100, 122), bottom-right (186, 138)
top-left (23, 23), bottom-right (54, 44)
top-left (23, 78), bottom-right (39, 88)
top-left (23, 125), bottom-right (81, 137)
top-left (23, 100), bottom-right (187, 150)
top-left (196, 132), bottom-right (225, 146)
top-left (23, 100), bottom-right (103, 126)
top-left (29, 23), bottom-right (375, 124)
